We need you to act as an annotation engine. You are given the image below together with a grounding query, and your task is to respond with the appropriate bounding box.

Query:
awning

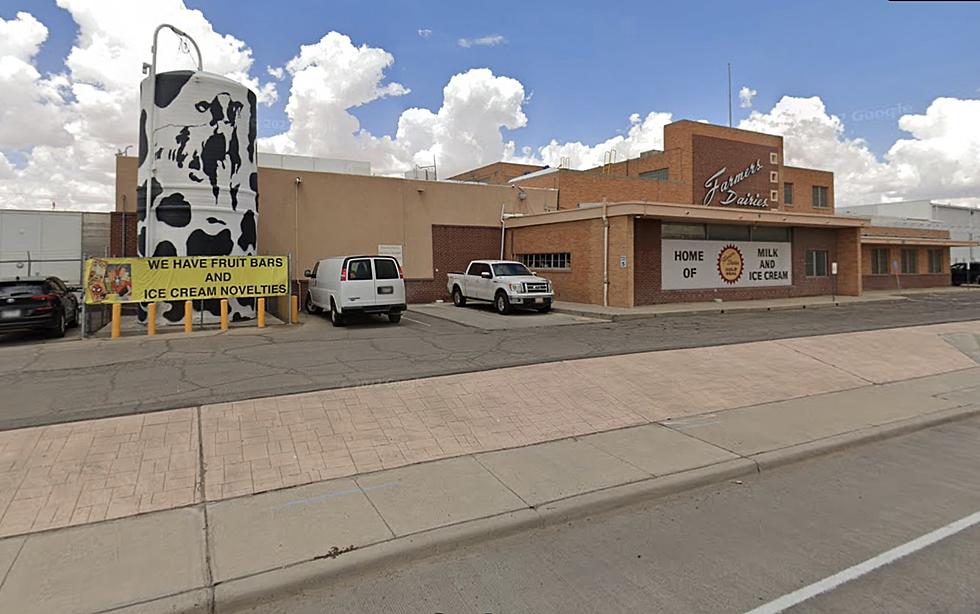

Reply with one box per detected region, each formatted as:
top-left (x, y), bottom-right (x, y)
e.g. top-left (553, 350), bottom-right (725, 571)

top-left (861, 236), bottom-right (978, 247)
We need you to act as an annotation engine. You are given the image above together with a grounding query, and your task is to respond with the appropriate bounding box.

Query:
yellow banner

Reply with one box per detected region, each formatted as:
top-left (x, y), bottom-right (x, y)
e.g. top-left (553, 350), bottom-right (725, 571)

top-left (84, 256), bottom-right (289, 304)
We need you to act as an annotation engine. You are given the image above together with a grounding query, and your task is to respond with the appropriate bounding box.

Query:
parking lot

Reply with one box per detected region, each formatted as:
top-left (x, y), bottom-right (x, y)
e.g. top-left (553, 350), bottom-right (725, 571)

top-left (1, 290), bottom-right (979, 431)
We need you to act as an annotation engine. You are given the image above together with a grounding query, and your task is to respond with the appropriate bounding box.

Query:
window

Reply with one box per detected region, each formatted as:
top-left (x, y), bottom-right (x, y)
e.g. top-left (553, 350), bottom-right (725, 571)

top-left (770, 189), bottom-right (779, 203)
top-left (928, 249), bottom-right (943, 274)
top-left (492, 262), bottom-right (533, 276)
top-left (374, 258), bottom-right (400, 280)
top-left (770, 152), bottom-right (778, 164)
top-left (901, 249), bottom-right (918, 274)
top-left (639, 168), bottom-right (669, 182)
top-left (706, 224), bottom-right (751, 241)
top-left (468, 262), bottom-right (491, 277)
top-left (784, 183), bottom-right (794, 205)
top-left (871, 248), bottom-right (890, 275)
top-left (751, 226), bottom-right (790, 242)
top-left (519, 253), bottom-right (571, 270)
top-left (347, 258), bottom-right (373, 280)
top-left (812, 186), bottom-right (829, 208)
top-left (770, 171), bottom-right (778, 183)
top-left (806, 250), bottom-right (829, 277)
top-left (662, 223), bottom-right (706, 240)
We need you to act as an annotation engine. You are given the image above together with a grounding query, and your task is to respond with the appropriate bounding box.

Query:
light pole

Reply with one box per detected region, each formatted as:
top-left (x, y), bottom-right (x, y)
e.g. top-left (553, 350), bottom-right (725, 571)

top-left (142, 24), bottom-right (203, 256)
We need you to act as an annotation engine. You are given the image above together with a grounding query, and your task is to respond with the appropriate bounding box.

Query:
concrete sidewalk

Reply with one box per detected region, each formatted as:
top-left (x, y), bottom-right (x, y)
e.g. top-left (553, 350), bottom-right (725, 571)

top-left (0, 366), bottom-right (978, 613)
top-left (0, 320), bottom-right (978, 612)
top-left (552, 286), bottom-right (979, 321)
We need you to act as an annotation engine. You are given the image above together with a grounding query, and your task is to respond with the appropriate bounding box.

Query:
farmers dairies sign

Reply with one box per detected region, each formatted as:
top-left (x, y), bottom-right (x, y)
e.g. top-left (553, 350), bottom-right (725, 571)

top-left (662, 240), bottom-right (791, 290)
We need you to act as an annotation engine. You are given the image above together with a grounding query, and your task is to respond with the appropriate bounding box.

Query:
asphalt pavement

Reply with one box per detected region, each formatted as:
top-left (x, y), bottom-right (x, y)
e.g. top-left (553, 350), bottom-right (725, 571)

top-left (1, 291), bottom-right (979, 430)
top-left (237, 414), bottom-right (980, 614)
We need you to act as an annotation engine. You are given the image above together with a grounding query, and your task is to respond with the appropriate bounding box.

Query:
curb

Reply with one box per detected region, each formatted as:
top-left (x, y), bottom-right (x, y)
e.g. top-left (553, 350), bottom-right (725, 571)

top-left (203, 402), bottom-right (980, 614)
top-left (553, 300), bottom-right (857, 322)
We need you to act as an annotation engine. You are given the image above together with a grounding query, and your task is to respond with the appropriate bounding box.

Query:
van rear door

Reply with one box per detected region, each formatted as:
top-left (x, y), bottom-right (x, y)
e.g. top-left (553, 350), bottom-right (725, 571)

top-left (373, 257), bottom-right (405, 305)
top-left (342, 258), bottom-right (375, 310)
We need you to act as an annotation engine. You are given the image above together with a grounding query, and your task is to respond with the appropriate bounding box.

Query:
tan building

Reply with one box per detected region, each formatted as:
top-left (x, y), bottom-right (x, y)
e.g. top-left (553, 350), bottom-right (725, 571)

top-left (114, 119), bottom-right (969, 312)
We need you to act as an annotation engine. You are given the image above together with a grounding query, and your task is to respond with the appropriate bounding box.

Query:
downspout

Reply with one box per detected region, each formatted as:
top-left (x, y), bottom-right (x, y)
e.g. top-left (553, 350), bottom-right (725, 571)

top-left (500, 203), bottom-right (506, 260)
top-left (603, 200), bottom-right (609, 307)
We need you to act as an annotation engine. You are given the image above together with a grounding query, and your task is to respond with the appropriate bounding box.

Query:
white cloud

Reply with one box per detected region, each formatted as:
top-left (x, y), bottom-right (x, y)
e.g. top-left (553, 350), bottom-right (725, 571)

top-left (417, 28), bottom-right (432, 38)
top-left (738, 86), bottom-right (757, 109)
top-left (0, 1), bottom-right (277, 210)
top-left (267, 65), bottom-right (284, 80)
top-left (457, 35), bottom-right (506, 48)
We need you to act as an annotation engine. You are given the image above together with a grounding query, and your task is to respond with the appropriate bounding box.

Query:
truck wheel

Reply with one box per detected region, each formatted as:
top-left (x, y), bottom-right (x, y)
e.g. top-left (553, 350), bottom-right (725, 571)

top-left (388, 312), bottom-right (402, 324)
top-left (305, 292), bottom-right (322, 314)
top-left (330, 301), bottom-right (346, 327)
top-left (494, 291), bottom-right (513, 315)
top-left (452, 286), bottom-right (467, 307)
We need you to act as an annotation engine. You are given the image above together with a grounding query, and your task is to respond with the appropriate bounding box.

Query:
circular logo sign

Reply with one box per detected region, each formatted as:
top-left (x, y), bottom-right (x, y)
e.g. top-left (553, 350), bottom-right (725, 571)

top-left (717, 245), bottom-right (744, 284)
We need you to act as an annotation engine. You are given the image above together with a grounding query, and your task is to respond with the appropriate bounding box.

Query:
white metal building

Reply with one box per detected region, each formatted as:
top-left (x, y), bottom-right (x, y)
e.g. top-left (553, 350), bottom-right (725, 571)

top-left (839, 200), bottom-right (978, 263)
top-left (0, 209), bottom-right (111, 284)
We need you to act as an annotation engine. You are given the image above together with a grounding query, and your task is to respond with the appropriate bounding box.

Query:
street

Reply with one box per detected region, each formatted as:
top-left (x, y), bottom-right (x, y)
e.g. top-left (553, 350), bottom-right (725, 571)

top-left (236, 415), bottom-right (980, 614)
top-left (1, 291), bottom-right (979, 430)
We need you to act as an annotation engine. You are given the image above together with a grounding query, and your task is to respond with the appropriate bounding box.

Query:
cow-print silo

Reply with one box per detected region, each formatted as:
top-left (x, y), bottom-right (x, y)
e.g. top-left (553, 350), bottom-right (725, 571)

top-left (136, 70), bottom-right (259, 324)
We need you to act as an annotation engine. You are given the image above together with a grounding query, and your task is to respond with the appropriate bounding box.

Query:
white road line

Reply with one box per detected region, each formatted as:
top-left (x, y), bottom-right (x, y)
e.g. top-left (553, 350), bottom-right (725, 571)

top-left (744, 509), bottom-right (980, 614)
top-left (402, 316), bottom-right (431, 327)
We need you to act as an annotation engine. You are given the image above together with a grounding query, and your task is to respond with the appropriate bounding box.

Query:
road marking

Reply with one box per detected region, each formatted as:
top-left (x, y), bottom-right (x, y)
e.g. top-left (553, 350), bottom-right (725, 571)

top-left (402, 316), bottom-right (431, 327)
top-left (744, 509), bottom-right (980, 614)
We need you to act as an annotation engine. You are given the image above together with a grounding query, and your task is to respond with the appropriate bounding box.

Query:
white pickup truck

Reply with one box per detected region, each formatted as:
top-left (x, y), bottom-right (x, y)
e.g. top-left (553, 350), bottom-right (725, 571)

top-left (447, 260), bottom-right (554, 314)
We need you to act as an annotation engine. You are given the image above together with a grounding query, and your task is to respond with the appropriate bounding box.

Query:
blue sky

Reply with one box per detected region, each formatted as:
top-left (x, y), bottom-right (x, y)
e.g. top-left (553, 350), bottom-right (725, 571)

top-left (14, 0), bottom-right (980, 157)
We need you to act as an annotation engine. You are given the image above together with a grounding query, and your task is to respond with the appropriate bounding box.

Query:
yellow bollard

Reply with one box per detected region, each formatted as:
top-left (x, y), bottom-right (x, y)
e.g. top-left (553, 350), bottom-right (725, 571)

top-left (111, 303), bottom-right (122, 339)
top-left (184, 300), bottom-right (193, 333)
top-left (257, 297), bottom-right (266, 328)
top-left (220, 299), bottom-right (229, 331)
top-left (290, 294), bottom-right (299, 324)
top-left (146, 303), bottom-right (157, 336)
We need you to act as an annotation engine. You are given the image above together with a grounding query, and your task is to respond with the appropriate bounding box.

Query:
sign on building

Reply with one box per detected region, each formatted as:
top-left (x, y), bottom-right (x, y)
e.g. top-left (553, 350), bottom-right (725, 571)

top-left (83, 256), bottom-right (289, 304)
top-left (661, 240), bottom-right (792, 290)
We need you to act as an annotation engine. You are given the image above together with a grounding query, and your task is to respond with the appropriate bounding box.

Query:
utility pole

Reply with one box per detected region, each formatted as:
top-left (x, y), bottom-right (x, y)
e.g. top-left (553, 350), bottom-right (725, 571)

top-left (727, 63), bottom-right (733, 128)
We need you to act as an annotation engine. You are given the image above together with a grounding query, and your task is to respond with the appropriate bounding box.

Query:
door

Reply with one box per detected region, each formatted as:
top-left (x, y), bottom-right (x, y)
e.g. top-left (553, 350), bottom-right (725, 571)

top-left (470, 262), bottom-right (493, 300)
top-left (309, 261), bottom-right (324, 306)
top-left (372, 257), bottom-right (405, 306)
top-left (342, 258), bottom-right (375, 310)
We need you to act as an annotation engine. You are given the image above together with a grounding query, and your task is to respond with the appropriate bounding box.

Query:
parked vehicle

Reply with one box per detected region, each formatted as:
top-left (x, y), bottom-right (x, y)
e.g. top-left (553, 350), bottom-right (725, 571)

top-left (304, 255), bottom-right (406, 326)
top-left (447, 260), bottom-right (554, 314)
top-left (0, 276), bottom-right (79, 338)
top-left (951, 262), bottom-right (980, 286)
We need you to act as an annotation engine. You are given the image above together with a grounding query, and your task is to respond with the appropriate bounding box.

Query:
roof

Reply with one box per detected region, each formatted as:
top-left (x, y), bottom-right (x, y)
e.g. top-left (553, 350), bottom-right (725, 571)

top-left (508, 167), bottom-right (561, 183)
top-left (503, 201), bottom-right (868, 229)
top-left (860, 236), bottom-right (978, 247)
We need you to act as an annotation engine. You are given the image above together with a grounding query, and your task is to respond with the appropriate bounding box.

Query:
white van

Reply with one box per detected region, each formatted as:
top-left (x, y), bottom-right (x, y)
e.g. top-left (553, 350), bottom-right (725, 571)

top-left (304, 255), bottom-right (406, 326)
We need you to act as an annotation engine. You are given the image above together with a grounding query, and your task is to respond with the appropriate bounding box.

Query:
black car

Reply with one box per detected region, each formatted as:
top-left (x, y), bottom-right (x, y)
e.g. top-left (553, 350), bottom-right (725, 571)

top-left (951, 262), bottom-right (980, 286)
top-left (0, 276), bottom-right (79, 338)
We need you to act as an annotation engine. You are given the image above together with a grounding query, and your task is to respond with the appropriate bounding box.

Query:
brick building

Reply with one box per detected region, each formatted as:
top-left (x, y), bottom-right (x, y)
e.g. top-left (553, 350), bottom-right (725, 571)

top-left (460, 121), bottom-right (971, 307)
top-left (115, 120), bottom-right (972, 311)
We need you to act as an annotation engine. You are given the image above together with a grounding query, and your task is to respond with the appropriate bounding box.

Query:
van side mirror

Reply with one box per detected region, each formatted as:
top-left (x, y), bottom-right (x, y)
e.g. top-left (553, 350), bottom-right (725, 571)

top-left (304, 269), bottom-right (314, 278)
top-left (480, 271), bottom-right (491, 279)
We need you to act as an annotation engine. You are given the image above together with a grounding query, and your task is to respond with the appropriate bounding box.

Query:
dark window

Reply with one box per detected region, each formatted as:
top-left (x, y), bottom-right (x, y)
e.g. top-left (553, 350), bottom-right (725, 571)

top-left (784, 182), bottom-right (794, 205)
top-left (751, 226), bottom-right (790, 242)
top-left (468, 262), bottom-right (491, 277)
top-left (347, 259), bottom-right (373, 280)
top-left (311, 261), bottom-right (319, 278)
top-left (812, 186), bottom-right (829, 208)
top-left (901, 249), bottom-right (918, 274)
top-left (662, 223), bottom-right (706, 240)
top-left (806, 250), bottom-right (829, 277)
top-left (871, 248), bottom-right (890, 275)
top-left (928, 249), bottom-right (943, 274)
top-left (492, 262), bottom-right (532, 276)
top-left (374, 258), bottom-right (399, 280)
top-left (518, 253), bottom-right (571, 270)
top-left (0, 282), bottom-right (45, 298)
top-left (706, 224), bottom-right (751, 241)
top-left (639, 168), bottom-right (669, 182)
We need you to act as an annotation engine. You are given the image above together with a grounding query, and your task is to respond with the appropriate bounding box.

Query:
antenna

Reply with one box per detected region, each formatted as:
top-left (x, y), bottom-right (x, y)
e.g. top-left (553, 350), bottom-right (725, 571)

top-left (727, 63), bottom-right (733, 128)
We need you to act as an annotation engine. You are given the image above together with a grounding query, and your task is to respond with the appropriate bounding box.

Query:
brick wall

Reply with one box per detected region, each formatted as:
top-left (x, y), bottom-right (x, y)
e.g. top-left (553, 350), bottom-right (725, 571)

top-left (863, 274), bottom-right (950, 290)
top-left (634, 221), bottom-right (848, 305)
top-left (506, 219), bottom-right (603, 304)
top-left (109, 212), bottom-right (138, 256)
top-left (782, 166), bottom-right (835, 215)
top-left (407, 225), bottom-right (501, 303)
top-left (861, 243), bottom-right (950, 290)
